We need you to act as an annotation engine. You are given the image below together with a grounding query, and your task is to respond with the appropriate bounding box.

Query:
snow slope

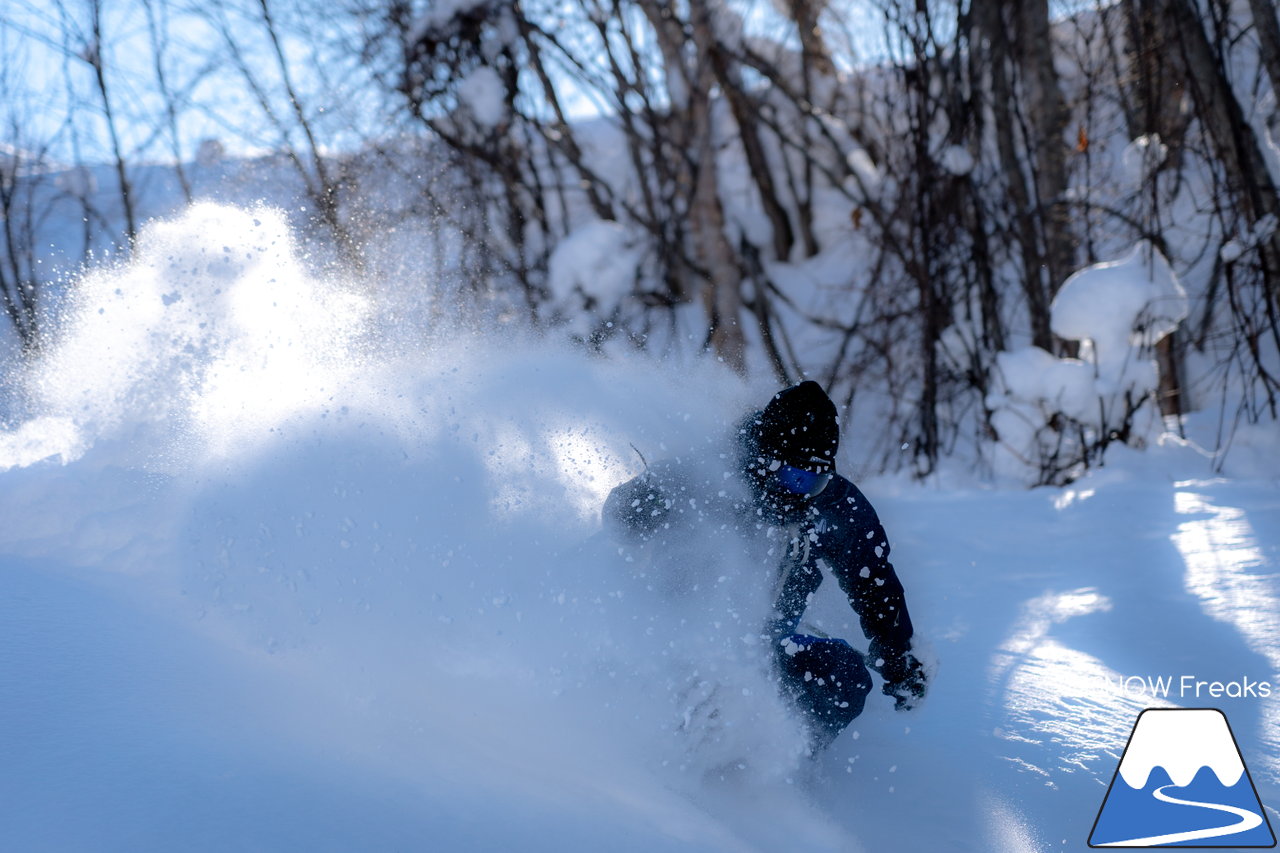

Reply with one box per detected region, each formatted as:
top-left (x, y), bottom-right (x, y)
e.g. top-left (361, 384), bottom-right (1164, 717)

top-left (2, 205), bottom-right (1278, 852)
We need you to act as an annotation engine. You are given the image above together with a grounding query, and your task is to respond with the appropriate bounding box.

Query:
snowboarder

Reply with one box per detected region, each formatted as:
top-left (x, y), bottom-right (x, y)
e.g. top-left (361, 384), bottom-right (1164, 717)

top-left (602, 381), bottom-right (927, 751)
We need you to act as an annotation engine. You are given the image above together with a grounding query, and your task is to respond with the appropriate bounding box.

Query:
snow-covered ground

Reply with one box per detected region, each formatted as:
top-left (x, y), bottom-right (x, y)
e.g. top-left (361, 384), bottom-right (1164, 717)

top-left (2, 205), bottom-right (1278, 851)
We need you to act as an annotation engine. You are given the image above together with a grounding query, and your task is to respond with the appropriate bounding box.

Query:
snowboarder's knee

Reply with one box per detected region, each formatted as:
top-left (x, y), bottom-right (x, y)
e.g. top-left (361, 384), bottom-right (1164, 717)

top-left (774, 635), bottom-right (872, 748)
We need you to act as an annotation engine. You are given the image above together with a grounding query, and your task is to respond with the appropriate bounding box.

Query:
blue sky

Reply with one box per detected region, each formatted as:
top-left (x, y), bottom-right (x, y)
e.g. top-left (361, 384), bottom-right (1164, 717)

top-left (1, 0), bottom-right (1093, 168)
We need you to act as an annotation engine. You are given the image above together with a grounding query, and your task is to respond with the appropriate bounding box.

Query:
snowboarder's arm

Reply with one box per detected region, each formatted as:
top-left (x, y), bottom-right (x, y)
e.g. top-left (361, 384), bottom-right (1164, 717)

top-left (821, 488), bottom-right (927, 708)
top-left (827, 517), bottom-right (914, 663)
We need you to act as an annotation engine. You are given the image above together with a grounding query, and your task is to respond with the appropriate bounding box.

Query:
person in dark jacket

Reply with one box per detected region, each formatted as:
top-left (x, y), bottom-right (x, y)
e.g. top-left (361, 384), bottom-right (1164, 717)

top-left (602, 381), bottom-right (927, 751)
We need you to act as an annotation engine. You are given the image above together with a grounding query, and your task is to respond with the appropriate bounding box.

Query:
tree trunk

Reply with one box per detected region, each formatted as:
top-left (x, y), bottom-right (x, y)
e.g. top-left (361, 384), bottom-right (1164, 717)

top-left (1123, 0), bottom-right (1192, 416)
top-left (688, 98), bottom-right (747, 372)
top-left (1150, 0), bottom-right (1280, 315)
top-left (1248, 0), bottom-right (1280, 110)
top-left (644, 0), bottom-right (746, 370)
top-left (699, 15), bottom-right (795, 261)
top-left (970, 2), bottom-right (1055, 351)
top-left (1013, 0), bottom-right (1076, 300)
top-left (1123, 2), bottom-right (1190, 166)
top-left (784, 0), bottom-right (834, 77)
top-left (1154, 331), bottom-right (1185, 420)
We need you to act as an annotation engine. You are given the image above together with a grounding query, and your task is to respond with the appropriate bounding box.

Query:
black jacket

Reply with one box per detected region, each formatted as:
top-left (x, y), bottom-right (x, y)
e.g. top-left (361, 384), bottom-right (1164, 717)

top-left (602, 459), bottom-right (916, 678)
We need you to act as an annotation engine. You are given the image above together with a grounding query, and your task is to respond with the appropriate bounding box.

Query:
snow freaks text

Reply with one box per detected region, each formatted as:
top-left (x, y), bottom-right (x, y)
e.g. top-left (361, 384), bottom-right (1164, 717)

top-left (1099, 675), bottom-right (1273, 701)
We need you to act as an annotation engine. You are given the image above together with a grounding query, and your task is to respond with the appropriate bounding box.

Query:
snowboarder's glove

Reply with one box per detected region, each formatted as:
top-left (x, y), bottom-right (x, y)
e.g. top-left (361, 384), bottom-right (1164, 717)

top-left (880, 652), bottom-right (927, 711)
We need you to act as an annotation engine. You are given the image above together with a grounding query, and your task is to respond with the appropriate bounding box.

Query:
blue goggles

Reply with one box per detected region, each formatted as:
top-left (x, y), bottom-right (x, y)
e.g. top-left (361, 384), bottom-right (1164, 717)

top-left (773, 464), bottom-right (833, 498)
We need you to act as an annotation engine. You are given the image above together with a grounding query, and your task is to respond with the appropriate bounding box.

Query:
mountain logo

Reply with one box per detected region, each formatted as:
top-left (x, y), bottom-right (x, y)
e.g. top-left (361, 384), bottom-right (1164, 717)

top-left (1089, 708), bottom-right (1276, 847)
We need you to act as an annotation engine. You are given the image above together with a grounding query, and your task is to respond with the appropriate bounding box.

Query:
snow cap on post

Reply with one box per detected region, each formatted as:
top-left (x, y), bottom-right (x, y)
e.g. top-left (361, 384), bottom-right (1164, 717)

top-left (757, 381), bottom-right (839, 473)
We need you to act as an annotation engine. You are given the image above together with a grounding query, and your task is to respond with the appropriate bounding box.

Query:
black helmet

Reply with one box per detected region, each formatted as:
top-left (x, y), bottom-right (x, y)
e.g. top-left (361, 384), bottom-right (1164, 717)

top-left (738, 381), bottom-right (840, 507)
top-left (755, 381), bottom-right (839, 473)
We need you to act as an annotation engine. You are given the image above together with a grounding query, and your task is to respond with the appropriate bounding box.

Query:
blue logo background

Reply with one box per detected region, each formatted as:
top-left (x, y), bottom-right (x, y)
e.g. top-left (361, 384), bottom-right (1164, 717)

top-left (1090, 709), bottom-right (1276, 848)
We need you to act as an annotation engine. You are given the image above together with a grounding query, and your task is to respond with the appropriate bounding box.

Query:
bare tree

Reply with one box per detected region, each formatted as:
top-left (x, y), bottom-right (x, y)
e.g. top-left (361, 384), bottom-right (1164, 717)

top-left (0, 18), bottom-right (59, 354)
top-left (967, 0), bottom-right (1076, 352)
top-left (199, 0), bottom-right (365, 269)
top-left (73, 0), bottom-right (139, 243)
top-left (0, 136), bottom-right (46, 355)
top-left (3, 0), bottom-right (1277, 478)
top-left (142, 0), bottom-right (193, 203)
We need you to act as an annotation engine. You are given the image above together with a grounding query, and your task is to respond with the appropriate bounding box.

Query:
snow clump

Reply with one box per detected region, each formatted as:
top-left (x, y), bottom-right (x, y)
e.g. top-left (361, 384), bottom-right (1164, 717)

top-left (986, 243), bottom-right (1188, 484)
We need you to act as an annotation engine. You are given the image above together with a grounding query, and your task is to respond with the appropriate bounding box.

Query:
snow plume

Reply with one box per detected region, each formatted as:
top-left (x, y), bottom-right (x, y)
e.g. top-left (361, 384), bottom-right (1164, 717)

top-left (18, 203), bottom-right (366, 467)
top-left (0, 203), bottom-right (835, 847)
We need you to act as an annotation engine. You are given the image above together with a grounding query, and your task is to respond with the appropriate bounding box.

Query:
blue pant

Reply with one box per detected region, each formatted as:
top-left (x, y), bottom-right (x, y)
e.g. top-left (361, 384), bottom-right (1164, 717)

top-left (775, 635), bottom-right (873, 751)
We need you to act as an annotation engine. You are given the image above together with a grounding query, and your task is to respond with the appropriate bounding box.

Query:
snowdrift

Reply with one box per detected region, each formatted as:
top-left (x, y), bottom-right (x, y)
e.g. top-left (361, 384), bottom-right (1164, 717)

top-left (2, 204), bottom-right (1278, 852)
